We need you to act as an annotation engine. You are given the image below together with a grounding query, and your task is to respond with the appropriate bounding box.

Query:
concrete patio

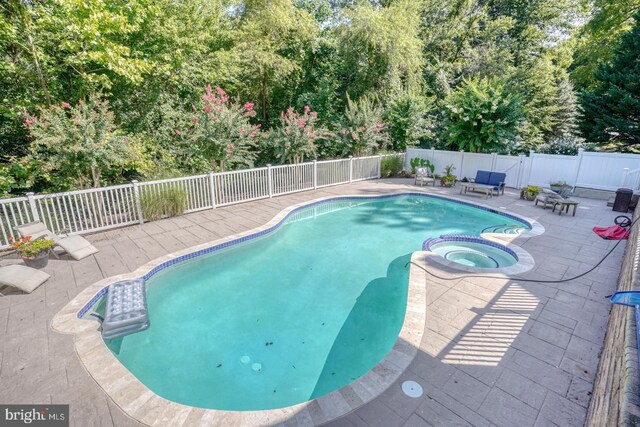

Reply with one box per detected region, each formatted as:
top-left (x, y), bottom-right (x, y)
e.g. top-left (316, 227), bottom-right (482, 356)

top-left (0, 179), bottom-right (625, 427)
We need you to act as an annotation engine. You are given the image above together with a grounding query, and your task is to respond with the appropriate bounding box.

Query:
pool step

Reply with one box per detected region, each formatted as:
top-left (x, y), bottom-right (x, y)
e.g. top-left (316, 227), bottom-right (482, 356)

top-left (102, 279), bottom-right (150, 340)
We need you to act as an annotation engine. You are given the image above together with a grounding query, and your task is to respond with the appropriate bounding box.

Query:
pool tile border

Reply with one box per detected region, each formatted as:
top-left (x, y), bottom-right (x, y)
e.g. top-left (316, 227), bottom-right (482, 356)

top-left (51, 191), bottom-right (543, 427)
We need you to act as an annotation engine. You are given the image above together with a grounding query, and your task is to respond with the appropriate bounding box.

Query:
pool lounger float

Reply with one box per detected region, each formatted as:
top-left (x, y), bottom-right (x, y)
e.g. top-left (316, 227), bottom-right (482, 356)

top-left (101, 279), bottom-right (150, 340)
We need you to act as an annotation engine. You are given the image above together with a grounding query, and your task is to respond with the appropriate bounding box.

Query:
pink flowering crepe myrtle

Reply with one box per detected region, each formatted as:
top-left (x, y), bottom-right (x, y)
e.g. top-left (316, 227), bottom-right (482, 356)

top-left (272, 105), bottom-right (329, 164)
top-left (180, 86), bottom-right (261, 172)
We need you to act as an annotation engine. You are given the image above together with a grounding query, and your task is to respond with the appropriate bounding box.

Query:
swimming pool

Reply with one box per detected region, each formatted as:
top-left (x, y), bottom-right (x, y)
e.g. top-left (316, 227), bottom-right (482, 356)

top-left (82, 194), bottom-right (530, 411)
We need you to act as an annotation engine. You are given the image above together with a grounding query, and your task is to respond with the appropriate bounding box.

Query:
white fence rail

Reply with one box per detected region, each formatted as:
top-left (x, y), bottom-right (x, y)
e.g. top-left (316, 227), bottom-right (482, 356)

top-left (0, 153), bottom-right (404, 249)
top-left (406, 148), bottom-right (640, 192)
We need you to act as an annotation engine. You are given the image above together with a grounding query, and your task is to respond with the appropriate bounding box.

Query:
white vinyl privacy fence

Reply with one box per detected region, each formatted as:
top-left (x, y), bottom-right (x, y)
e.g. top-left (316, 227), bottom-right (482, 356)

top-left (406, 148), bottom-right (640, 192)
top-left (0, 154), bottom-right (402, 249)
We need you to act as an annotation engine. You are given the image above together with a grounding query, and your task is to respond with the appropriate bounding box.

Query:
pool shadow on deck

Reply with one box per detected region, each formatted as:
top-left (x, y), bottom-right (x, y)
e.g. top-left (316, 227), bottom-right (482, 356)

top-left (308, 254), bottom-right (411, 400)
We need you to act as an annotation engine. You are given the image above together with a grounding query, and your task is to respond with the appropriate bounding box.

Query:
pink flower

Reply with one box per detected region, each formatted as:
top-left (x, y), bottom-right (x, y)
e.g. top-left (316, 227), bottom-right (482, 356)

top-left (341, 129), bottom-right (349, 135)
top-left (204, 105), bottom-right (212, 113)
top-left (375, 123), bottom-right (383, 133)
top-left (285, 126), bottom-right (290, 133)
top-left (192, 118), bottom-right (199, 123)
top-left (175, 129), bottom-right (182, 136)
top-left (229, 143), bottom-right (235, 149)
top-left (262, 133), bottom-right (269, 139)
top-left (192, 104), bottom-right (197, 111)
top-left (244, 102), bottom-right (254, 111)
top-left (359, 127), bottom-right (366, 131)
top-left (24, 117), bottom-right (34, 126)
top-left (61, 102), bottom-right (71, 108)
top-left (216, 87), bottom-right (226, 97)
top-left (351, 132), bottom-right (357, 140)
top-left (250, 132), bottom-right (256, 138)
top-left (253, 124), bottom-right (262, 130)
top-left (304, 105), bottom-right (311, 113)
top-left (310, 132), bottom-right (316, 139)
top-left (297, 119), bottom-right (306, 128)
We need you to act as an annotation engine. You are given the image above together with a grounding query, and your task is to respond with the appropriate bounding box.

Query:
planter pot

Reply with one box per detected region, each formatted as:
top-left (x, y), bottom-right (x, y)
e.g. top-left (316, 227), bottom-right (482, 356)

top-left (22, 251), bottom-right (49, 269)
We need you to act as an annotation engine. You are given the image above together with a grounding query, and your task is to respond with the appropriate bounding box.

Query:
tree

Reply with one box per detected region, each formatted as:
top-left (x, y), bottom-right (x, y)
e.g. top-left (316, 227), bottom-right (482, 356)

top-left (231, 0), bottom-right (319, 125)
top-left (336, 95), bottom-right (389, 157)
top-left (383, 91), bottom-right (434, 151)
top-left (552, 77), bottom-right (581, 139)
top-left (24, 97), bottom-right (139, 188)
top-left (571, 0), bottom-right (639, 89)
top-left (270, 106), bottom-right (330, 163)
top-left (182, 86), bottom-right (260, 172)
top-left (337, 0), bottom-right (424, 99)
top-left (444, 77), bottom-right (522, 153)
top-left (580, 13), bottom-right (640, 149)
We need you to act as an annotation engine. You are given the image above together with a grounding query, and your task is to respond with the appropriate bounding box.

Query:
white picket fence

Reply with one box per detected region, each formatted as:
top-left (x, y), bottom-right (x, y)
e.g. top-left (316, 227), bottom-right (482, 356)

top-left (406, 148), bottom-right (640, 192)
top-left (0, 154), bottom-right (401, 249)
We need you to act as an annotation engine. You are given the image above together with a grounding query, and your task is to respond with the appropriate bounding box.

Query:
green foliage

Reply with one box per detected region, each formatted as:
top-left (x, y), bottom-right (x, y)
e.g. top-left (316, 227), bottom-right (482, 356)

top-left (9, 236), bottom-right (55, 258)
top-left (443, 164), bottom-right (456, 182)
top-left (520, 185), bottom-right (540, 200)
top-left (24, 96), bottom-right (141, 189)
top-left (571, 0), bottom-right (638, 89)
top-left (581, 12), bottom-right (640, 150)
top-left (180, 86), bottom-right (260, 172)
top-left (409, 158), bottom-right (434, 175)
top-left (384, 92), bottom-right (434, 151)
top-left (140, 186), bottom-right (187, 221)
top-left (0, 0), bottom-right (632, 194)
top-left (336, 95), bottom-right (389, 157)
top-left (270, 105), bottom-right (330, 163)
top-left (380, 155), bottom-right (404, 178)
top-left (444, 77), bottom-right (522, 153)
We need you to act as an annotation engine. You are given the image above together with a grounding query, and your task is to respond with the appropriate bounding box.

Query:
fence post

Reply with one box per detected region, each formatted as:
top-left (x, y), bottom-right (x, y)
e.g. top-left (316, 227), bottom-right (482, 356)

top-left (313, 160), bottom-right (318, 189)
top-left (267, 164), bottom-right (273, 198)
top-left (572, 148), bottom-right (584, 188)
top-left (131, 180), bottom-right (144, 225)
top-left (208, 171), bottom-right (216, 209)
top-left (491, 152), bottom-right (498, 172)
top-left (517, 154), bottom-right (526, 189)
top-left (26, 192), bottom-right (40, 222)
top-left (349, 156), bottom-right (354, 183)
top-left (377, 155), bottom-right (383, 178)
top-left (459, 150), bottom-right (465, 177)
top-left (524, 149), bottom-right (536, 187)
top-left (430, 147), bottom-right (435, 164)
top-left (621, 168), bottom-right (630, 187)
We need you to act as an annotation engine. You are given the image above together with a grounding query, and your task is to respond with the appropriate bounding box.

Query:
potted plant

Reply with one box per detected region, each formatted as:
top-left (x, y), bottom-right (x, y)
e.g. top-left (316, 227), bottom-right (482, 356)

top-left (440, 164), bottom-right (457, 187)
top-left (9, 236), bottom-right (55, 269)
top-left (520, 185), bottom-right (540, 201)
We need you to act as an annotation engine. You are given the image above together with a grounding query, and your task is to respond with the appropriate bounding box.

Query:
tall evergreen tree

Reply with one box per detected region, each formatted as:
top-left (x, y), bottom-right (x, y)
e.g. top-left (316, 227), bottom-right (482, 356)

top-left (581, 12), bottom-right (640, 148)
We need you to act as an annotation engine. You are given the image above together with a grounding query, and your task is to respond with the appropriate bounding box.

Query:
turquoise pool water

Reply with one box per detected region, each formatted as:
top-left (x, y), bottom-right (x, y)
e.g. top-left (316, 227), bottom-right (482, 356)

top-left (103, 195), bottom-right (528, 410)
top-left (431, 241), bottom-right (517, 268)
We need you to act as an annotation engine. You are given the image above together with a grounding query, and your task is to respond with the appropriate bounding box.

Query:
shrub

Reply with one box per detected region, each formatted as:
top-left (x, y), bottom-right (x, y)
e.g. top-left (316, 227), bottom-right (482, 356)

top-left (24, 96), bottom-right (138, 189)
top-left (140, 186), bottom-right (187, 221)
top-left (380, 155), bottom-right (404, 178)
top-left (384, 92), bottom-right (434, 151)
top-left (336, 95), bottom-right (389, 157)
top-left (444, 77), bottom-right (523, 153)
top-left (181, 86), bottom-right (261, 172)
top-left (270, 106), bottom-right (331, 164)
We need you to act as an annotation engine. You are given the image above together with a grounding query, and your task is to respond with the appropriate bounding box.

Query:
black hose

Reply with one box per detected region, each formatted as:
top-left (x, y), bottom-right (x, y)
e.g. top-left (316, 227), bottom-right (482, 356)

top-left (406, 215), bottom-right (636, 284)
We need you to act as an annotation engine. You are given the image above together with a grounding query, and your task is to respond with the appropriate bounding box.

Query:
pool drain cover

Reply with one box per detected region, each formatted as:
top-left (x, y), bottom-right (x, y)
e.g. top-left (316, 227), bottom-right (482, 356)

top-left (402, 380), bottom-right (423, 398)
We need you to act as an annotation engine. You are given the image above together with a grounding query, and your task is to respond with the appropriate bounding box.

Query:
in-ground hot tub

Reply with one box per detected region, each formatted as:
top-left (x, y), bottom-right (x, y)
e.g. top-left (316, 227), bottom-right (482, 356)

top-left (423, 235), bottom-right (519, 269)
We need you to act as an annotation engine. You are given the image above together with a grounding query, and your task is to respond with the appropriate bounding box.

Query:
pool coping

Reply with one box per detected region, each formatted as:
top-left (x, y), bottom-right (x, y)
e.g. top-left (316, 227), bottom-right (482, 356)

top-left (51, 191), bottom-right (544, 426)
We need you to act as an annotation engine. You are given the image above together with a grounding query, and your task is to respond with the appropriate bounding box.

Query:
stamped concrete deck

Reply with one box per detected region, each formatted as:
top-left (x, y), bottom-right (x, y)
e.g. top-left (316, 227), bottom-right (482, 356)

top-left (0, 179), bottom-right (625, 427)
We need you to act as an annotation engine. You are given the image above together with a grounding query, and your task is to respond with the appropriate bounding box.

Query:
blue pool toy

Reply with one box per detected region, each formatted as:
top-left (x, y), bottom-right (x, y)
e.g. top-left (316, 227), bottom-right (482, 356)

top-left (102, 279), bottom-right (149, 340)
